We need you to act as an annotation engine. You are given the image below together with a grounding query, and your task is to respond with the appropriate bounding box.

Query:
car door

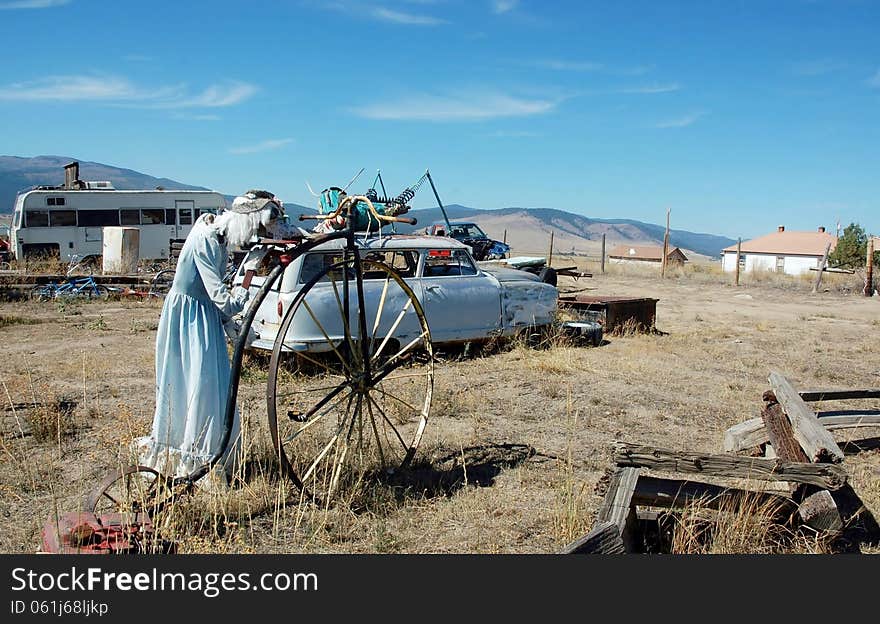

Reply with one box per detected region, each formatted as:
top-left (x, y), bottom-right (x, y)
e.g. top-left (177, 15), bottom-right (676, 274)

top-left (419, 248), bottom-right (501, 343)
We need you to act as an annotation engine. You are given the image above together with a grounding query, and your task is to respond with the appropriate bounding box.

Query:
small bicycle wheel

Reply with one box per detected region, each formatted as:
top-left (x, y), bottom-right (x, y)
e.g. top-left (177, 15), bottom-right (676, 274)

top-left (85, 284), bottom-right (111, 301)
top-left (148, 269), bottom-right (175, 299)
top-left (267, 258), bottom-right (434, 505)
top-left (86, 465), bottom-right (181, 516)
top-left (29, 285), bottom-right (53, 301)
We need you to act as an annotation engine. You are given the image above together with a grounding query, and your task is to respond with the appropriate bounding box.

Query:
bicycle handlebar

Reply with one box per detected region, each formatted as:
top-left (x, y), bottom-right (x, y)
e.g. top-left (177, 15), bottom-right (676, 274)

top-left (298, 195), bottom-right (416, 227)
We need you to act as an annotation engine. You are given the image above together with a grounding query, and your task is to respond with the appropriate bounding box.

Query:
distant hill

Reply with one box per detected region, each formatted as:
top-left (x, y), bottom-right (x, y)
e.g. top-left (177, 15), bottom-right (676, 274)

top-left (1, 156), bottom-right (735, 258)
top-left (392, 205), bottom-right (734, 259)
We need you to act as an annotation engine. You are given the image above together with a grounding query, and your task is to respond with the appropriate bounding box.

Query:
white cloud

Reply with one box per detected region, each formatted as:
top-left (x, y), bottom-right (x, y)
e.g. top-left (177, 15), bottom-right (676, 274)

top-left (491, 0), bottom-right (518, 14)
top-left (487, 130), bottom-right (541, 138)
top-left (0, 75), bottom-right (258, 108)
top-left (619, 83), bottom-right (680, 94)
top-left (0, 0), bottom-right (70, 9)
top-left (352, 91), bottom-right (558, 121)
top-left (655, 111), bottom-right (705, 128)
top-left (171, 112), bottom-right (221, 121)
top-left (533, 60), bottom-right (605, 72)
top-left (155, 81), bottom-right (258, 108)
top-left (228, 138), bottom-right (294, 155)
top-left (371, 7), bottom-right (446, 24)
top-left (866, 68), bottom-right (880, 88)
top-left (0, 75), bottom-right (145, 101)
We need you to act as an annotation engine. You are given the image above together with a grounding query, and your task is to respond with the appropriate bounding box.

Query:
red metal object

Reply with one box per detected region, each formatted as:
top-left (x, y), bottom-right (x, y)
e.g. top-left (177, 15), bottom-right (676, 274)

top-left (39, 511), bottom-right (174, 554)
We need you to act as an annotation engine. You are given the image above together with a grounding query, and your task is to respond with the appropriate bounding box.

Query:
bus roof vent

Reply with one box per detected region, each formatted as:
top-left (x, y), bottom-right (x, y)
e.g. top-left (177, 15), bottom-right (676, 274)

top-left (84, 181), bottom-right (115, 189)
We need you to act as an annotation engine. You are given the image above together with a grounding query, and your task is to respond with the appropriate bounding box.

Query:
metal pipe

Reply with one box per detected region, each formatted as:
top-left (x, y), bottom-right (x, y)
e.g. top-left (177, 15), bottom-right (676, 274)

top-left (425, 169), bottom-right (452, 232)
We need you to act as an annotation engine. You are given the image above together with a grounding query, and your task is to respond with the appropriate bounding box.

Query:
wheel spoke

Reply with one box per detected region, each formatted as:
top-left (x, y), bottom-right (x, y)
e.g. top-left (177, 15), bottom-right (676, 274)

top-left (282, 386), bottom-right (353, 443)
top-left (275, 381), bottom-right (347, 399)
top-left (366, 392), bottom-right (409, 455)
top-left (372, 330), bottom-right (429, 384)
top-left (300, 394), bottom-right (354, 484)
top-left (302, 300), bottom-right (351, 375)
top-left (370, 384), bottom-right (423, 418)
top-left (328, 270), bottom-right (360, 369)
top-left (370, 299), bottom-right (414, 364)
top-left (364, 394), bottom-right (387, 469)
top-left (369, 275), bottom-right (391, 355)
top-left (289, 350), bottom-right (344, 378)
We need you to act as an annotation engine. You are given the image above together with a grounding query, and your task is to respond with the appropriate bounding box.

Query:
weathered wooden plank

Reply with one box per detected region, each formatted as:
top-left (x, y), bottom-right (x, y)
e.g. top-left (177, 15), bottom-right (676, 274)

top-left (631, 475), bottom-right (797, 518)
top-left (769, 372), bottom-right (845, 463)
top-left (762, 401), bottom-right (809, 463)
top-left (595, 467), bottom-right (639, 529)
top-left (798, 490), bottom-right (843, 533)
top-left (595, 466), bottom-right (640, 552)
top-left (724, 412), bottom-right (880, 454)
top-left (723, 417), bottom-right (767, 453)
top-left (558, 521), bottom-right (625, 554)
top-left (799, 389), bottom-right (880, 402)
top-left (614, 442), bottom-right (847, 490)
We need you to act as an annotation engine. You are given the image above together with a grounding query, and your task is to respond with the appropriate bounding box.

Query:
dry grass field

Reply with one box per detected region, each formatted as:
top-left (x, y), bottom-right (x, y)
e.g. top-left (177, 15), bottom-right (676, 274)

top-left (1, 259), bottom-right (878, 554)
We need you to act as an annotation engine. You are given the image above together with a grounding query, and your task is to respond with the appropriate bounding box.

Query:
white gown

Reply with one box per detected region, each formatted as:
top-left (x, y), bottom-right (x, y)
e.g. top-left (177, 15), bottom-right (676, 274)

top-left (135, 214), bottom-right (248, 479)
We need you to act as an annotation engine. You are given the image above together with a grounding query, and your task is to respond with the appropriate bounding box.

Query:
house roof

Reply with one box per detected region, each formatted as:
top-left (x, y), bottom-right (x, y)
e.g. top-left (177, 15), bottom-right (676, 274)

top-left (607, 244), bottom-right (687, 261)
top-left (722, 229), bottom-right (838, 256)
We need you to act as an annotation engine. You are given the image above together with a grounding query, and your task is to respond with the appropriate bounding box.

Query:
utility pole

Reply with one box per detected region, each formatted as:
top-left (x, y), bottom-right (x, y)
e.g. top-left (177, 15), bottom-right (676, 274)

top-left (734, 237), bottom-right (742, 286)
top-left (548, 231), bottom-right (554, 267)
top-left (601, 233), bottom-right (606, 274)
top-left (661, 208), bottom-right (670, 278)
top-left (865, 237), bottom-right (876, 297)
top-left (812, 242), bottom-right (832, 294)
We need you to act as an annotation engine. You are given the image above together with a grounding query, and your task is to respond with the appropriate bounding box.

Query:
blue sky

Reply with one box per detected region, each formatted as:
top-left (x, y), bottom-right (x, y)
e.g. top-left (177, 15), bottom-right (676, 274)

top-left (0, 0), bottom-right (877, 240)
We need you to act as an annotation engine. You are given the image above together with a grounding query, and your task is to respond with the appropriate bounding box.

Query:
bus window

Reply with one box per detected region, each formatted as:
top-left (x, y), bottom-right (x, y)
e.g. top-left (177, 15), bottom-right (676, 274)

top-left (141, 209), bottom-right (165, 224)
top-left (165, 209), bottom-right (176, 225)
top-left (25, 210), bottom-right (49, 227)
top-left (49, 210), bottom-right (77, 227)
top-left (46, 197), bottom-right (66, 206)
top-left (121, 209), bottom-right (140, 225)
top-left (77, 210), bottom-right (120, 227)
top-left (179, 209), bottom-right (193, 225)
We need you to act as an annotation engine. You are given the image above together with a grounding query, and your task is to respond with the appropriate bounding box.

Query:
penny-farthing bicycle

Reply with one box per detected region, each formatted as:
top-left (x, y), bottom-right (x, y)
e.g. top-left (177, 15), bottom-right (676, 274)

top-left (87, 194), bottom-right (434, 513)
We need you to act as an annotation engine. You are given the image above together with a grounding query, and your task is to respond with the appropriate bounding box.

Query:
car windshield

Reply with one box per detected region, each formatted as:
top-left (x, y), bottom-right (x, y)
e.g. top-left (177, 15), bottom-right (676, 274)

top-left (449, 224), bottom-right (486, 239)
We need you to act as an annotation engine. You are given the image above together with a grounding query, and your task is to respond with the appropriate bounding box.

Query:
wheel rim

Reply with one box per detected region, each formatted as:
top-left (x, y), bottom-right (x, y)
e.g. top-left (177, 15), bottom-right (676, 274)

top-left (267, 258), bottom-right (434, 505)
top-left (86, 465), bottom-right (178, 516)
top-left (149, 270), bottom-right (175, 298)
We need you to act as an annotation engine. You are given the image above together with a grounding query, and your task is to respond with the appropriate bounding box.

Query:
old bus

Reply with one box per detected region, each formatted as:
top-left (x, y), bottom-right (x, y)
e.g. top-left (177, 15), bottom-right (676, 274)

top-left (10, 184), bottom-right (226, 262)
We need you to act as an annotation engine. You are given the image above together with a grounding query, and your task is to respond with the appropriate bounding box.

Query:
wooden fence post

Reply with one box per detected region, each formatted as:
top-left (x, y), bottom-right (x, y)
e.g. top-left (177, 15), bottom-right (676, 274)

top-left (865, 237), bottom-right (875, 297)
top-left (734, 237), bottom-right (742, 286)
top-left (812, 242), bottom-right (832, 294)
top-left (661, 208), bottom-right (670, 278)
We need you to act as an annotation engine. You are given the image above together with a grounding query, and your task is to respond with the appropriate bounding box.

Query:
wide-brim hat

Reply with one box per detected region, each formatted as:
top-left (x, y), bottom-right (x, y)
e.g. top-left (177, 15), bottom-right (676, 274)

top-left (230, 190), bottom-right (283, 215)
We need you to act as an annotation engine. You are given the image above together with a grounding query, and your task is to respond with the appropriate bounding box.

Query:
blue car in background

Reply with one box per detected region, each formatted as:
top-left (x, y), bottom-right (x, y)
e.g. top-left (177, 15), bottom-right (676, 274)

top-left (424, 221), bottom-right (510, 261)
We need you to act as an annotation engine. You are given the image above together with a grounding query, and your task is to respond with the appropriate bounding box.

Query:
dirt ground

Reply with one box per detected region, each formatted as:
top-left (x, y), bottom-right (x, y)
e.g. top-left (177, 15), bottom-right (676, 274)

top-left (1, 265), bottom-right (879, 554)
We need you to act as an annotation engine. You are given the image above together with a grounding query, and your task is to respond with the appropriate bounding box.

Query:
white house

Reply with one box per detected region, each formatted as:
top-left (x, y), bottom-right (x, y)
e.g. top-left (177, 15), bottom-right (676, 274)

top-left (721, 226), bottom-right (837, 276)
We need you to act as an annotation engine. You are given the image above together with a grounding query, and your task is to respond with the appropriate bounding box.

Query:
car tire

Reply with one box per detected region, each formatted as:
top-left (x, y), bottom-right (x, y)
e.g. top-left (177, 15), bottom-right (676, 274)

top-left (561, 321), bottom-right (603, 347)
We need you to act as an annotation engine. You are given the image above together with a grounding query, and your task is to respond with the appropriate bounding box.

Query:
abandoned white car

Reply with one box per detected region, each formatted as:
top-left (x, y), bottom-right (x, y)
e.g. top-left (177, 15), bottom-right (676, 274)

top-left (233, 234), bottom-right (559, 354)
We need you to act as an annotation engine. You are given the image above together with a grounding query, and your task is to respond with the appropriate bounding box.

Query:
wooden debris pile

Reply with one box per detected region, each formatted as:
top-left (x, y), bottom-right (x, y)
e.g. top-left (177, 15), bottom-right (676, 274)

top-left (562, 370), bottom-right (880, 554)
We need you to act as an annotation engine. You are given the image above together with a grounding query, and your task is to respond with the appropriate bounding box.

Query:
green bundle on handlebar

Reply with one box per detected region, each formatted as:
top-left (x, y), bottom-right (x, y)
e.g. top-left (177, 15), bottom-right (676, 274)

top-left (318, 186), bottom-right (412, 232)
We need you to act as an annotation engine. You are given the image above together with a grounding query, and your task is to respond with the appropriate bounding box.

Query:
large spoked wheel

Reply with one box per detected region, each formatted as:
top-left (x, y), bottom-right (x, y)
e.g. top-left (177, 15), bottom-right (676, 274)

top-left (267, 258), bottom-right (434, 505)
top-left (85, 465), bottom-right (184, 516)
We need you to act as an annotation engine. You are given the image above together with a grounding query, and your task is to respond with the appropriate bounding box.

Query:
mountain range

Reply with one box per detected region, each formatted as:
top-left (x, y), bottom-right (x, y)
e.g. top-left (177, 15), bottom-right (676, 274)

top-left (0, 156), bottom-right (735, 258)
